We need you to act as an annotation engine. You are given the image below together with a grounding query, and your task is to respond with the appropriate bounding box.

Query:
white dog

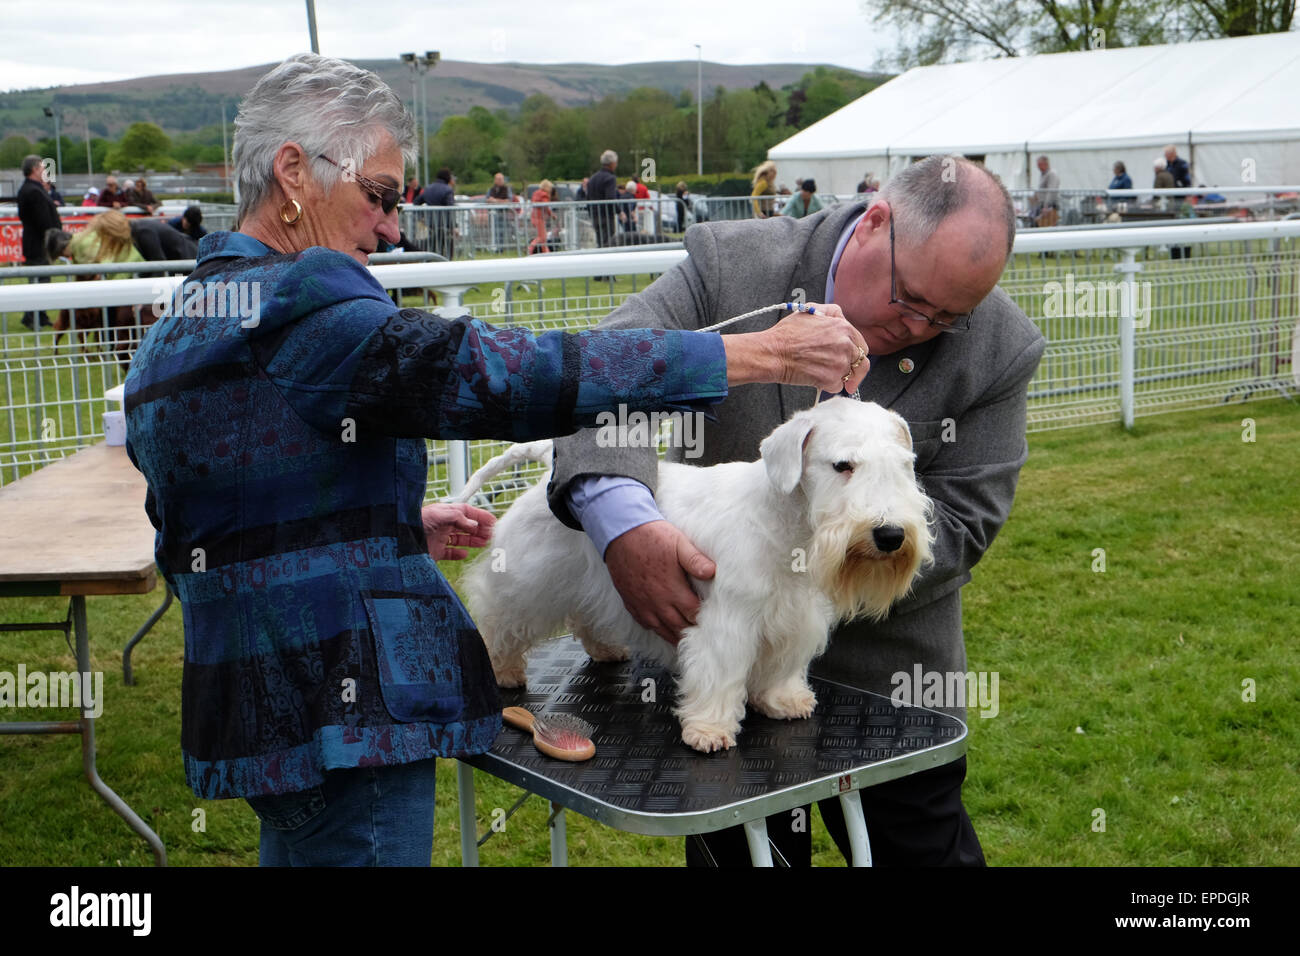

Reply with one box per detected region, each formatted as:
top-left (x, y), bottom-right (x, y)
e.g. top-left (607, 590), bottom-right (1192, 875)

top-left (460, 398), bottom-right (933, 753)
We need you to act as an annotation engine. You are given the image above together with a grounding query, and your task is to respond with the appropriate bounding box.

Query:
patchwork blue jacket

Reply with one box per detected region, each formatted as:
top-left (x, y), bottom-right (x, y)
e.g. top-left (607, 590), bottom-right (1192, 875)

top-left (125, 232), bottom-right (728, 799)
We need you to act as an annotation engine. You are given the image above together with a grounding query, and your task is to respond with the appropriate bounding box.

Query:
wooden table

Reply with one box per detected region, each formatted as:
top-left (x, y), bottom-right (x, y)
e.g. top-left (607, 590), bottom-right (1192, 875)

top-left (0, 442), bottom-right (167, 865)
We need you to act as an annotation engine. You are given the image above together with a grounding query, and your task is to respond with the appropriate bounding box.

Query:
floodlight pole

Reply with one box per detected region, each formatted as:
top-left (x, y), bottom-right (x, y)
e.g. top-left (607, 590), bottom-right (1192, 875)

top-left (43, 106), bottom-right (62, 184)
top-left (695, 44), bottom-right (702, 176)
top-left (306, 0), bottom-right (320, 53)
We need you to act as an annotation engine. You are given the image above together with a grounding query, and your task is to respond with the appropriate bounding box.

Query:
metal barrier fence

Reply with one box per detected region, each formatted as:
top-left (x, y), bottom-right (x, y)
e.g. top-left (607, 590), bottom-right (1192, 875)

top-left (1008, 185), bottom-right (1300, 228)
top-left (0, 220), bottom-right (1296, 499)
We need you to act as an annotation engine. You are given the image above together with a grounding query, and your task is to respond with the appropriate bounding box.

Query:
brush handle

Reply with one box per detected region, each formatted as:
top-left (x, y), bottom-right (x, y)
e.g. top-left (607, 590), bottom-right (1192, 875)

top-left (502, 706), bottom-right (536, 733)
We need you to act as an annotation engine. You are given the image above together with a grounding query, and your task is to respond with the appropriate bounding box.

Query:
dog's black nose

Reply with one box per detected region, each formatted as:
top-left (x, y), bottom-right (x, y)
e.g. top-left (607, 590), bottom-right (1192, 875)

top-left (873, 525), bottom-right (905, 553)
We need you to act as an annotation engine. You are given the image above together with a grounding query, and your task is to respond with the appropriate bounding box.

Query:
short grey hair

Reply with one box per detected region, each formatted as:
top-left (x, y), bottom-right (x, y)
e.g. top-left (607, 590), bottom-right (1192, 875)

top-left (233, 53), bottom-right (416, 226)
top-left (21, 154), bottom-right (43, 178)
top-left (877, 155), bottom-right (1016, 257)
top-left (600, 149), bottom-right (618, 167)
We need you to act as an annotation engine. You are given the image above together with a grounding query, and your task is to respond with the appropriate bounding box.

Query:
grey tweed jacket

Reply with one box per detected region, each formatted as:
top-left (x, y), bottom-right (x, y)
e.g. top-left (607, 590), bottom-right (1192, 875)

top-left (547, 202), bottom-right (1046, 719)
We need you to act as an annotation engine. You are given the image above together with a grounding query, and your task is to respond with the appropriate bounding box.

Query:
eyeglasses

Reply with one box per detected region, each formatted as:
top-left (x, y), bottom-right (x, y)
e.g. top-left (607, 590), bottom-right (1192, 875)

top-left (888, 217), bottom-right (972, 333)
top-left (317, 154), bottom-right (401, 214)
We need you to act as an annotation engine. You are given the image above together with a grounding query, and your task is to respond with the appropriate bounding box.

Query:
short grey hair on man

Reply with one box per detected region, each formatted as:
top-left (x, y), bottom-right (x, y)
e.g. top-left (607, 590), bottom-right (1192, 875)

top-left (877, 155), bottom-right (1017, 257)
top-left (233, 53), bottom-right (416, 226)
top-left (21, 154), bottom-right (43, 178)
top-left (600, 149), bottom-right (618, 167)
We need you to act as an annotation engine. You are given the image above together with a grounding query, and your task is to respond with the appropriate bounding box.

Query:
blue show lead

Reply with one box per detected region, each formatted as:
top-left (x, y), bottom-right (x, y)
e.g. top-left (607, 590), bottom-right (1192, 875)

top-left (785, 302), bottom-right (818, 314)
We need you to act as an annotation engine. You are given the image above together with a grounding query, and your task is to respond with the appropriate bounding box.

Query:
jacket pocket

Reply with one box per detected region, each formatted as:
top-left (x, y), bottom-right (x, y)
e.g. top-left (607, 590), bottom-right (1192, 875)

top-left (360, 592), bottom-right (465, 724)
top-left (905, 418), bottom-right (947, 472)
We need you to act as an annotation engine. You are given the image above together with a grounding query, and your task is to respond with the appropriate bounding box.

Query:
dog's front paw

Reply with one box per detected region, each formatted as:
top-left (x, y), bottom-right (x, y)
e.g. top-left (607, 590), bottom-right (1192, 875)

top-left (752, 686), bottom-right (817, 720)
top-left (581, 641), bottom-right (631, 663)
top-left (681, 722), bottom-right (738, 753)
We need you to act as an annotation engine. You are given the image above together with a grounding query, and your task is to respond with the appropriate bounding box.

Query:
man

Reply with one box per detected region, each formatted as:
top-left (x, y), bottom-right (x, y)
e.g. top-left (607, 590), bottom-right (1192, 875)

top-left (1032, 155), bottom-right (1060, 227)
top-left (16, 154), bottom-right (62, 330)
top-left (117, 179), bottom-right (138, 208)
top-left (98, 175), bottom-right (120, 208)
top-left (547, 155), bottom-right (1045, 866)
top-left (415, 166), bottom-right (456, 260)
top-left (167, 205), bottom-right (207, 241)
top-left (782, 178), bottom-right (824, 219)
top-left (132, 177), bottom-right (159, 212)
top-left (587, 150), bottom-right (621, 249)
top-left (1163, 145), bottom-right (1191, 189)
top-left (486, 171), bottom-right (514, 253)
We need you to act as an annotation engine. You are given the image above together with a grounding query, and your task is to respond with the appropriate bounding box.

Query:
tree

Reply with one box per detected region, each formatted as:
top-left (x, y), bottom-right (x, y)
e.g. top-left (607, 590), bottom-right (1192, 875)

top-left (105, 121), bottom-right (175, 171)
top-left (0, 134), bottom-right (34, 168)
top-left (857, 0), bottom-right (1291, 68)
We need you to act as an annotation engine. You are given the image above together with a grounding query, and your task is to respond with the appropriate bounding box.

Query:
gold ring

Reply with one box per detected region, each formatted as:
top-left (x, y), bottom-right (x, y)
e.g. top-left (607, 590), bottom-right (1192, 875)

top-left (849, 346), bottom-right (866, 371)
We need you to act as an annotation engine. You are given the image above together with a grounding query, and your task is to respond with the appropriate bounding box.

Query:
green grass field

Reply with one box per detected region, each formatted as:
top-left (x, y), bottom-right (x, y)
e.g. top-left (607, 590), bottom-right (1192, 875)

top-left (0, 397), bottom-right (1294, 866)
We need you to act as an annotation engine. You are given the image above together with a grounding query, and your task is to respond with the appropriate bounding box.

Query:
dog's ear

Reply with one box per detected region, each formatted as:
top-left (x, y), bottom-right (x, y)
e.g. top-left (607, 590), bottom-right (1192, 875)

top-left (761, 415), bottom-right (815, 494)
top-left (888, 409), bottom-right (913, 452)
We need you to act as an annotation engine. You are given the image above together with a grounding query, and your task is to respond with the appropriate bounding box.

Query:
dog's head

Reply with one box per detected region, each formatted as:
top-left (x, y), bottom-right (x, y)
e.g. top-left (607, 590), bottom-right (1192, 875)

top-left (759, 397), bottom-right (934, 621)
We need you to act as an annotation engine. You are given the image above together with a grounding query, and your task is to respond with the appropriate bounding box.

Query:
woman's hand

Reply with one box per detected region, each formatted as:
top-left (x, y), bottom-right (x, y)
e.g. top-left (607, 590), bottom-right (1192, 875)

top-left (423, 502), bottom-right (496, 561)
top-left (721, 302), bottom-right (870, 395)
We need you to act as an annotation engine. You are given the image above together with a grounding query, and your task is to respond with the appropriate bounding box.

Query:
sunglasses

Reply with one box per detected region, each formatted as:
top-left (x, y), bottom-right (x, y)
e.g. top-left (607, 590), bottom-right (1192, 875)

top-left (317, 154), bottom-right (401, 214)
top-left (888, 217), bottom-right (972, 333)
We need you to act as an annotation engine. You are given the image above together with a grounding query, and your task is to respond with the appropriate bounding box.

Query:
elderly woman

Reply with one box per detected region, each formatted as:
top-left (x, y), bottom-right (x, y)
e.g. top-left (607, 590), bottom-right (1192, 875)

top-left (124, 53), bottom-right (868, 866)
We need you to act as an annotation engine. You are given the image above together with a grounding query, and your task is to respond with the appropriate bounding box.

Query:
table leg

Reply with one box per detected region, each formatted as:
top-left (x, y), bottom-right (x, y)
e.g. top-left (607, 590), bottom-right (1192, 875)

top-left (457, 761), bottom-right (479, 867)
top-left (548, 801), bottom-right (567, 867)
top-left (72, 596), bottom-right (167, 866)
top-left (122, 582), bottom-right (173, 686)
top-left (838, 789), bottom-right (873, 867)
top-left (743, 818), bottom-right (774, 867)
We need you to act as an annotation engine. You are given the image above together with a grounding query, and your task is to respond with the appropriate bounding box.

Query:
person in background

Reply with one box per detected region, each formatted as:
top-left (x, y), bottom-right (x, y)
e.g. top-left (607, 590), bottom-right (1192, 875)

top-left (16, 153), bottom-right (61, 330)
top-left (404, 175), bottom-right (420, 204)
top-left (416, 166), bottom-right (456, 260)
top-left (857, 171), bottom-right (879, 194)
top-left (781, 177), bottom-right (823, 219)
top-left (751, 159), bottom-right (777, 218)
top-left (167, 205), bottom-right (207, 240)
top-left (65, 208), bottom-right (143, 276)
top-left (1153, 157), bottom-right (1175, 190)
top-left (1163, 145), bottom-right (1191, 188)
top-left (1108, 161), bottom-right (1133, 197)
top-left (133, 177), bottom-right (159, 213)
top-left (528, 178), bottom-right (556, 254)
top-left (117, 179), bottom-right (138, 208)
top-left (98, 175), bottom-right (120, 208)
top-left (587, 151), bottom-right (622, 248)
top-left (82, 186), bottom-right (100, 206)
top-left (575, 176), bottom-right (589, 201)
top-left (486, 171), bottom-right (514, 253)
top-left (131, 216), bottom-right (198, 261)
top-left (1032, 155), bottom-right (1060, 227)
top-left (622, 179), bottom-right (639, 233)
top-left (673, 181), bottom-right (692, 231)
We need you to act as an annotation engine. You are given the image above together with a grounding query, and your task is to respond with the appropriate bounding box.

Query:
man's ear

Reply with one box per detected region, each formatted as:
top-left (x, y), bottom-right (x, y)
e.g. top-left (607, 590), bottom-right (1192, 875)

top-left (761, 415), bottom-right (815, 494)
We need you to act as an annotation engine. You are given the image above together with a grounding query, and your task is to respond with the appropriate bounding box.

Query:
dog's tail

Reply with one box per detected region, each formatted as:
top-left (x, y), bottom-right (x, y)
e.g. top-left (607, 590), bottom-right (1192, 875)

top-left (446, 440), bottom-right (554, 505)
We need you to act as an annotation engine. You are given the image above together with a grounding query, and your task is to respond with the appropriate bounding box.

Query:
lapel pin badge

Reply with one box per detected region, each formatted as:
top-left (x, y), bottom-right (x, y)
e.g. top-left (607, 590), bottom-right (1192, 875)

top-left (899, 357), bottom-right (915, 374)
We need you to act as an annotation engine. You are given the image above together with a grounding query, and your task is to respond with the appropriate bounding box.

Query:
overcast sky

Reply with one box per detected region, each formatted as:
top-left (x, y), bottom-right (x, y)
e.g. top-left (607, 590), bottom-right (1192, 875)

top-left (0, 0), bottom-right (892, 92)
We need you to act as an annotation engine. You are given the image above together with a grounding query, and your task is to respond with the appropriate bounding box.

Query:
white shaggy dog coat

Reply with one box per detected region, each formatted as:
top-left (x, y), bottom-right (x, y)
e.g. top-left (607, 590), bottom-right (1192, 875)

top-left (461, 398), bottom-right (933, 752)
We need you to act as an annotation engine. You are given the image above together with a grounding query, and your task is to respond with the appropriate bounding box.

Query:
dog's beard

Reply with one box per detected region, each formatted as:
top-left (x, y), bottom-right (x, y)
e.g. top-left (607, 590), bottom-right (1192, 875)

top-left (809, 518), bottom-right (931, 622)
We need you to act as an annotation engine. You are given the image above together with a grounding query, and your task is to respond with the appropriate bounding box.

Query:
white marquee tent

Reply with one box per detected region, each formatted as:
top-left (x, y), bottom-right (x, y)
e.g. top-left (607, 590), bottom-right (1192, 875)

top-left (768, 32), bottom-right (1300, 195)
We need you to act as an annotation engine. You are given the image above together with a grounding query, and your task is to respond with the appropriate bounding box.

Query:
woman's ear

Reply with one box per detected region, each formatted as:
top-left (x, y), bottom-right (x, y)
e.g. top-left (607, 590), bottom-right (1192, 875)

top-left (271, 141), bottom-right (310, 200)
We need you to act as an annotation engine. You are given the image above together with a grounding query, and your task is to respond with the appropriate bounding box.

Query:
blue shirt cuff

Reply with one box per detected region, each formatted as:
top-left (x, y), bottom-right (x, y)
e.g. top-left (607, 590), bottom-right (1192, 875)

top-left (566, 476), bottom-right (664, 558)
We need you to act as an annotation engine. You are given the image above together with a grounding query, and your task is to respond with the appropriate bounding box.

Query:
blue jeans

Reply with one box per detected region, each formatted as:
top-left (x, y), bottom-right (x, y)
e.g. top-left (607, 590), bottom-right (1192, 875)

top-left (245, 758), bottom-right (438, 866)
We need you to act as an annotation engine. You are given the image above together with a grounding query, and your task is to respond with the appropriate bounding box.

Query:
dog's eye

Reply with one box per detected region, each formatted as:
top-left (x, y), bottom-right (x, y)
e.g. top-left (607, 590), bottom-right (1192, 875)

top-left (833, 461), bottom-right (854, 473)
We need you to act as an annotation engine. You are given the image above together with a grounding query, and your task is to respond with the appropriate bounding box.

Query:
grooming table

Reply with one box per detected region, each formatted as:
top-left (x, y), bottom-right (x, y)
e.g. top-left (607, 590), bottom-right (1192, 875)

top-left (0, 442), bottom-right (168, 865)
top-left (458, 636), bottom-right (967, 866)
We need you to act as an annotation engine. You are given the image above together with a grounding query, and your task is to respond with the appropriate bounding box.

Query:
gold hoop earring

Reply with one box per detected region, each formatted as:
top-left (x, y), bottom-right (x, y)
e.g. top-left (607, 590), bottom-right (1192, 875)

top-left (279, 198), bottom-right (303, 225)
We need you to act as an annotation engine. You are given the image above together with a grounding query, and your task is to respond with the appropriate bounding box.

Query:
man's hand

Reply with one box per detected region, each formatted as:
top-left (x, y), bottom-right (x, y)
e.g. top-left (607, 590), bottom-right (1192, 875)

top-left (604, 520), bottom-right (715, 646)
top-left (423, 502), bottom-right (495, 560)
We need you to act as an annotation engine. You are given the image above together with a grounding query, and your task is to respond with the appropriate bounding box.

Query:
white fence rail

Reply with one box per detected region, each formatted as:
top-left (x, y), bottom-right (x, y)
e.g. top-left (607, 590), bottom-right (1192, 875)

top-left (1, 220), bottom-right (1297, 495)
